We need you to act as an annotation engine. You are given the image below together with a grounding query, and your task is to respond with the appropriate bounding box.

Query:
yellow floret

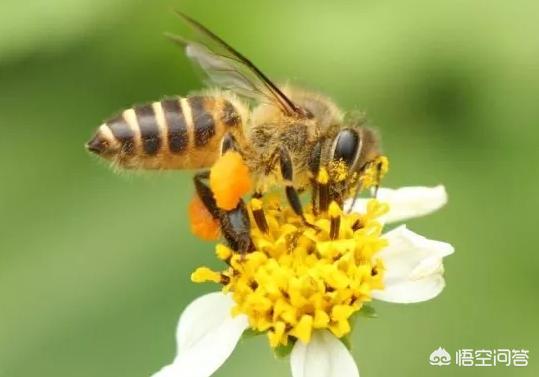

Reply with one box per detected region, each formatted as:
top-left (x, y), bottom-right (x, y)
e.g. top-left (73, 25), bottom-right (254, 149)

top-left (192, 157), bottom-right (391, 347)
top-left (191, 267), bottom-right (222, 283)
top-left (290, 315), bottom-right (314, 344)
top-left (215, 244), bottom-right (233, 261)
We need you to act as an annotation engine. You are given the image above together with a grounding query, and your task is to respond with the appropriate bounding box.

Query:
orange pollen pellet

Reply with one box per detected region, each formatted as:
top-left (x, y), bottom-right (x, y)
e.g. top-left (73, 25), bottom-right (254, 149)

top-left (188, 194), bottom-right (221, 241)
top-left (210, 151), bottom-right (252, 210)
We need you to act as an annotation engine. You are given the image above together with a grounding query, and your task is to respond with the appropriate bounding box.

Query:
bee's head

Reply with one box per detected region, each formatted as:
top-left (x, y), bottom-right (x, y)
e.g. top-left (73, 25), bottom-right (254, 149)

top-left (85, 125), bottom-right (120, 159)
top-left (324, 128), bottom-right (361, 199)
top-left (321, 127), bottom-right (381, 202)
top-left (329, 128), bottom-right (363, 173)
top-left (330, 127), bottom-right (381, 172)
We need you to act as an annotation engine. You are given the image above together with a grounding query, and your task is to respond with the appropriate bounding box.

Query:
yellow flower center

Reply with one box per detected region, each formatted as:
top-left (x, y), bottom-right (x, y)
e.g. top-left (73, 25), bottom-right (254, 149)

top-left (192, 195), bottom-right (390, 348)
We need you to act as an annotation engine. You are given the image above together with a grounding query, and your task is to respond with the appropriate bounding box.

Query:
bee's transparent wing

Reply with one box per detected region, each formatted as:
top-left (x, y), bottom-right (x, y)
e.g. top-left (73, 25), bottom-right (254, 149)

top-left (184, 42), bottom-right (262, 98)
top-left (167, 11), bottom-right (306, 117)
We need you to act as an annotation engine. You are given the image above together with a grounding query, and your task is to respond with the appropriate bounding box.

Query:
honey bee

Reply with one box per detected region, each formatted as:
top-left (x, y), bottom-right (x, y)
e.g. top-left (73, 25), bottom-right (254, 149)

top-left (86, 12), bottom-right (383, 252)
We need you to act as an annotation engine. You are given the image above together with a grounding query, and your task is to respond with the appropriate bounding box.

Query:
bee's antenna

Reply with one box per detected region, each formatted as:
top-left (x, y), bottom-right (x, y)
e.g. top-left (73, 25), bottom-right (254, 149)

top-left (163, 32), bottom-right (188, 47)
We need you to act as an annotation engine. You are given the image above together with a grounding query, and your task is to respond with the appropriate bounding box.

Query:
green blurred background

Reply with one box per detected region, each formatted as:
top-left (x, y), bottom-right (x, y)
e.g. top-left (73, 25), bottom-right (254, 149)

top-left (1, 0), bottom-right (537, 376)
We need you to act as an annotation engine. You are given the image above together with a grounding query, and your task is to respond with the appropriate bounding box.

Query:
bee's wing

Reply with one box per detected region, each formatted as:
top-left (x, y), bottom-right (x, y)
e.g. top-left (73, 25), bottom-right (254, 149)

top-left (167, 11), bottom-right (306, 117)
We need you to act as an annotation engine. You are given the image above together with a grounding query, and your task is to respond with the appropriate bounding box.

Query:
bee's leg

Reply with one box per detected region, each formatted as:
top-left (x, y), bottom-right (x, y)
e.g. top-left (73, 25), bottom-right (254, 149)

top-left (221, 131), bottom-right (263, 203)
top-left (196, 132), bottom-right (244, 211)
top-left (278, 146), bottom-right (318, 229)
top-left (318, 175), bottom-right (330, 213)
top-left (264, 148), bottom-right (280, 176)
top-left (193, 170), bottom-right (219, 219)
top-left (344, 160), bottom-right (370, 214)
top-left (193, 171), bottom-right (253, 253)
top-left (306, 141), bottom-right (332, 214)
top-left (220, 132), bottom-right (240, 155)
top-left (310, 179), bottom-right (319, 215)
top-left (345, 158), bottom-right (384, 213)
top-left (219, 200), bottom-right (254, 253)
top-left (308, 141), bottom-right (322, 215)
top-left (309, 157), bottom-right (330, 214)
top-left (345, 182), bottom-right (361, 214)
top-left (372, 160), bottom-right (383, 198)
top-left (219, 133), bottom-right (255, 251)
top-left (278, 146), bottom-right (302, 216)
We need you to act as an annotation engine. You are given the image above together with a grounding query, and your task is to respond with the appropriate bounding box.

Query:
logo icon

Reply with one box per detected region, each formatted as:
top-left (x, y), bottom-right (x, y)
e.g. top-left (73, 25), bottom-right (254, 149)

top-left (429, 347), bottom-right (451, 366)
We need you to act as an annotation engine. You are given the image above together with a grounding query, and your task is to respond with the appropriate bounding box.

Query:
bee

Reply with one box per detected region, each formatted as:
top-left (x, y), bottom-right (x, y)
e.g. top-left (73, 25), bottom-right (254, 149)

top-left (86, 12), bottom-right (383, 252)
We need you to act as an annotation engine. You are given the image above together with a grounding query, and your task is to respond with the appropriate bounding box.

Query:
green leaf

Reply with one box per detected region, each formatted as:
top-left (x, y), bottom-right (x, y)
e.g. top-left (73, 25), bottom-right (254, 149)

top-left (340, 335), bottom-right (353, 350)
top-left (358, 304), bottom-right (378, 318)
top-left (274, 341), bottom-right (296, 359)
top-left (346, 304), bottom-right (378, 334)
top-left (242, 328), bottom-right (263, 340)
top-left (339, 304), bottom-right (378, 351)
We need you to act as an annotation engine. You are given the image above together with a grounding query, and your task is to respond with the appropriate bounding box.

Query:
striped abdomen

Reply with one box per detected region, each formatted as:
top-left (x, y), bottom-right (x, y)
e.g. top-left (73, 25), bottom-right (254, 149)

top-left (87, 95), bottom-right (245, 169)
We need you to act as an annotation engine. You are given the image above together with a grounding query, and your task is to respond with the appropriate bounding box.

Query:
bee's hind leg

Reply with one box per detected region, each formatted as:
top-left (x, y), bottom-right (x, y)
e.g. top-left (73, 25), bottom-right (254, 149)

top-left (220, 132), bottom-right (265, 205)
top-left (219, 200), bottom-right (254, 253)
top-left (193, 171), bottom-right (253, 253)
top-left (194, 170), bottom-right (219, 219)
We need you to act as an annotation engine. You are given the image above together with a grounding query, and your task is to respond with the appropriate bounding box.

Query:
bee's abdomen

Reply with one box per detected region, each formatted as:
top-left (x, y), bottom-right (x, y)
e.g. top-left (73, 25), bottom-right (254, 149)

top-left (161, 98), bottom-right (189, 154)
top-left (135, 104), bottom-right (161, 155)
top-left (102, 95), bottom-right (244, 169)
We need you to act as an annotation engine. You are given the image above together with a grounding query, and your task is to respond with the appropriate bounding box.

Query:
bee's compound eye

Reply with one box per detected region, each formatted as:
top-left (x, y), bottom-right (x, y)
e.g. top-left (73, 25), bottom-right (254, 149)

top-left (331, 128), bottom-right (361, 167)
top-left (86, 133), bottom-right (110, 155)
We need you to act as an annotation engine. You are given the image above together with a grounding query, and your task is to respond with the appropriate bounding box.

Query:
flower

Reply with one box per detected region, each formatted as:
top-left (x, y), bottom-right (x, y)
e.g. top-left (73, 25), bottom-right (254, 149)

top-left (153, 185), bottom-right (453, 377)
top-left (192, 197), bottom-right (390, 347)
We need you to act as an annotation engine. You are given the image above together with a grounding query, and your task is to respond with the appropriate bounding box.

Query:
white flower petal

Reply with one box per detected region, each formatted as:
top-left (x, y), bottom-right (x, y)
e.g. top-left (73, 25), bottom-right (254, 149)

top-left (346, 185), bottom-right (447, 223)
top-left (372, 272), bottom-right (446, 303)
top-left (151, 364), bottom-right (175, 377)
top-left (291, 330), bottom-right (359, 377)
top-left (152, 292), bottom-right (249, 377)
top-left (373, 225), bottom-right (454, 304)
